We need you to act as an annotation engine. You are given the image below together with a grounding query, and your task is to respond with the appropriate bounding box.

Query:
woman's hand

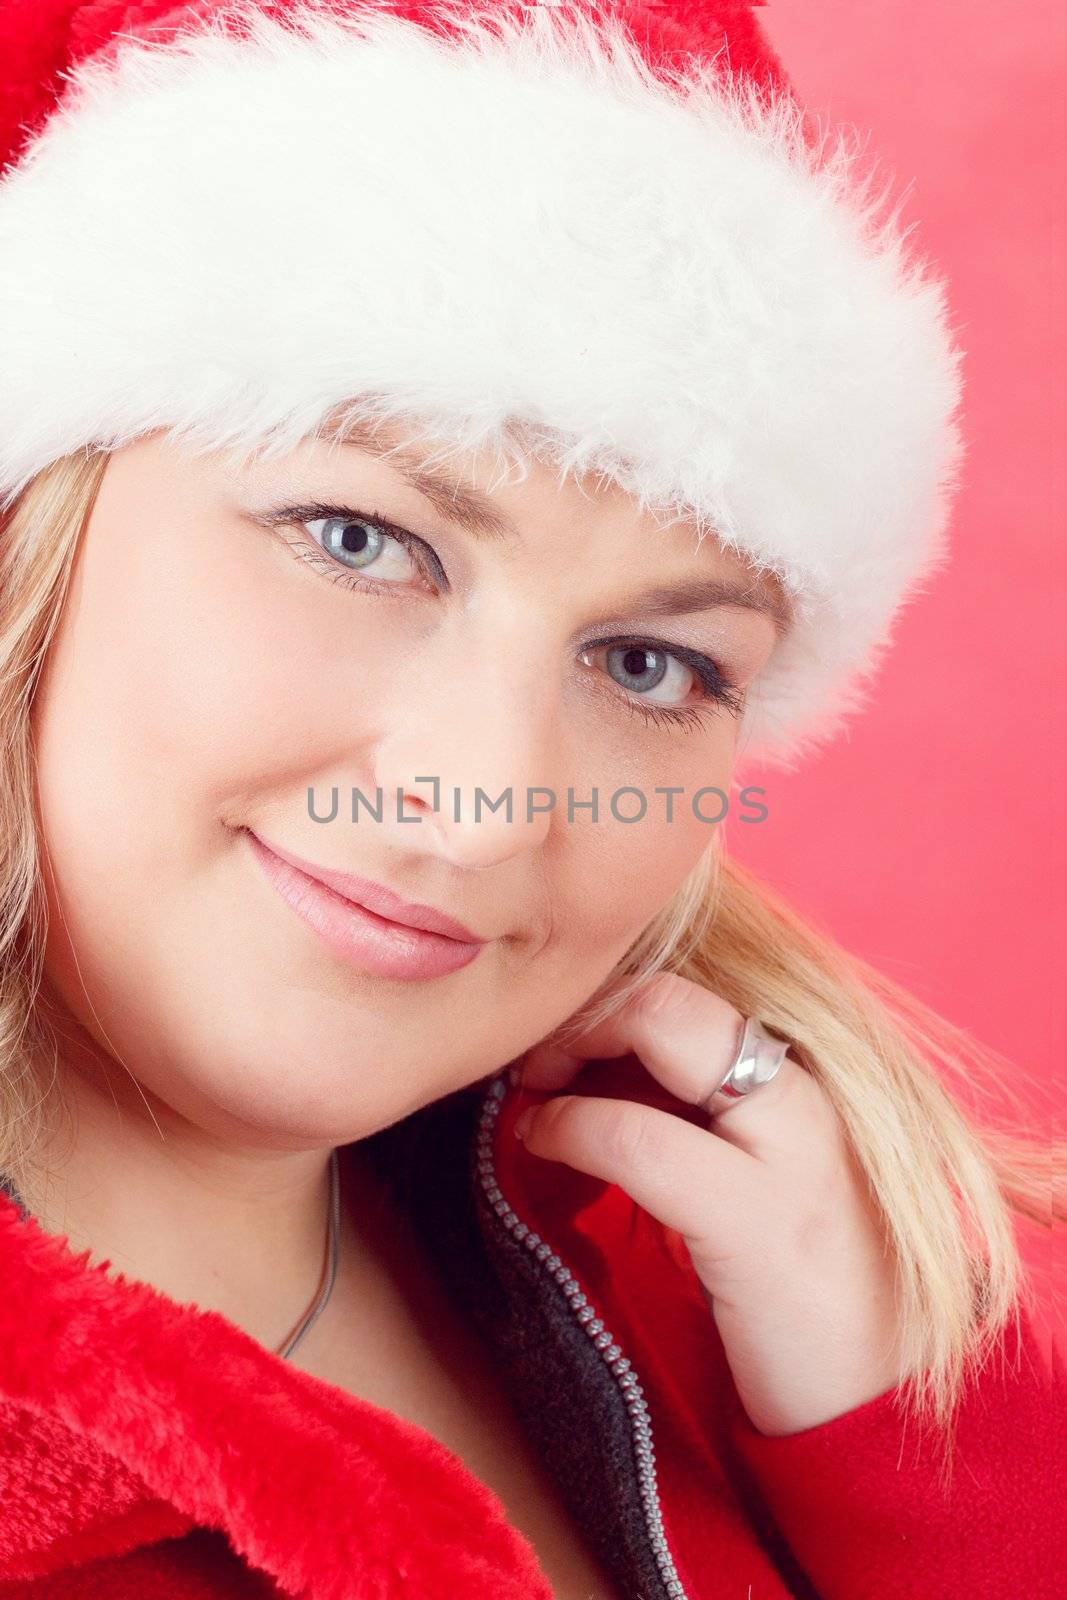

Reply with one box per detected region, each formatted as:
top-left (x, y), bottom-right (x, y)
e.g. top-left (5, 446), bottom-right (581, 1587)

top-left (511, 972), bottom-right (907, 1437)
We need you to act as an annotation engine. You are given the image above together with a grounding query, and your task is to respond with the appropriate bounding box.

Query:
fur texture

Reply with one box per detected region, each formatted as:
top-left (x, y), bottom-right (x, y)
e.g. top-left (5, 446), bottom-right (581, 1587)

top-left (0, 1), bottom-right (965, 767)
top-left (0, 1074), bottom-right (1063, 1597)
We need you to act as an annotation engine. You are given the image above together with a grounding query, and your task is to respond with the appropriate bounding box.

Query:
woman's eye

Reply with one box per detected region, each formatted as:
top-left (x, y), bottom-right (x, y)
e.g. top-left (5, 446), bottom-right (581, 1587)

top-left (578, 640), bottom-right (746, 730)
top-left (259, 502), bottom-right (444, 593)
top-left (304, 514), bottom-right (418, 583)
top-left (602, 643), bottom-right (693, 704)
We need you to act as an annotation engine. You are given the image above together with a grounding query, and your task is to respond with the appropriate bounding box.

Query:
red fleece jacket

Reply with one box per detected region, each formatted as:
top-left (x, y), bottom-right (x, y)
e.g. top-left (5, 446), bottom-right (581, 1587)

top-left (0, 1072), bottom-right (1062, 1599)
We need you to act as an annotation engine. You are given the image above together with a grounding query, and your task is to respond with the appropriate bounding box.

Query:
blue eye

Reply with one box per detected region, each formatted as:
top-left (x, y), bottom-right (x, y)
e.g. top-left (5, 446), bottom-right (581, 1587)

top-left (579, 639), bottom-right (745, 731)
top-left (606, 644), bottom-right (686, 699)
top-left (260, 502), bottom-right (445, 592)
top-left (306, 513), bottom-right (418, 583)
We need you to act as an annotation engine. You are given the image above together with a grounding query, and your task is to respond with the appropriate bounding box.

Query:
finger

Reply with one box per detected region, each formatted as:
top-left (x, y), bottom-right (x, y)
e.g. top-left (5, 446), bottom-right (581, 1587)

top-left (520, 972), bottom-right (818, 1162)
top-left (521, 972), bottom-right (744, 1099)
top-left (514, 1091), bottom-right (765, 1261)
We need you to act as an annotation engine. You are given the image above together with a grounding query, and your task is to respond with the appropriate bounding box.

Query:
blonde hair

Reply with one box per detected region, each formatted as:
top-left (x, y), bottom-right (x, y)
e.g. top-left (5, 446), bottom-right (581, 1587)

top-left (1, 447), bottom-right (1059, 1484)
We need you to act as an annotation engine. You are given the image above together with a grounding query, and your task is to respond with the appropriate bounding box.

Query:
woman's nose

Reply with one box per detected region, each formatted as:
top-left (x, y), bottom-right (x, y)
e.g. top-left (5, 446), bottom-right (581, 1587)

top-left (370, 653), bottom-right (563, 870)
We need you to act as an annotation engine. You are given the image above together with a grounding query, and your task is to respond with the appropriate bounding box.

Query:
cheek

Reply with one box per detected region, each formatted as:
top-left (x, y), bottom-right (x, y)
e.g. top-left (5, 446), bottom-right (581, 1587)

top-left (31, 476), bottom-right (401, 873)
top-left (25, 480), bottom-right (354, 1095)
top-left (519, 759), bottom-right (727, 1022)
top-left (32, 508), bottom-right (257, 891)
top-left (559, 799), bottom-right (720, 956)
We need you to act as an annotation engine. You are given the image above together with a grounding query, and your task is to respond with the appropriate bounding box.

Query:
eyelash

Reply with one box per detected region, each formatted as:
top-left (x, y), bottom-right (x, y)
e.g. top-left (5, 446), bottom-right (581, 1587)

top-left (267, 500), bottom-right (443, 594)
top-left (261, 502), bottom-right (746, 732)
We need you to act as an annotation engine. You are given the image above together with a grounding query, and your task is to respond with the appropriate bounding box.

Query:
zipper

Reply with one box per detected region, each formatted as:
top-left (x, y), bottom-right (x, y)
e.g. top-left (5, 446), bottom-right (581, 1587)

top-left (475, 1074), bottom-right (692, 1600)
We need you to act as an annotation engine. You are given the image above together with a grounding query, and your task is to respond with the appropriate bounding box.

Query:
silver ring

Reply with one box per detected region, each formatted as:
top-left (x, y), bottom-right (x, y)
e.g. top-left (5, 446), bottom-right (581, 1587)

top-left (702, 1015), bottom-right (790, 1112)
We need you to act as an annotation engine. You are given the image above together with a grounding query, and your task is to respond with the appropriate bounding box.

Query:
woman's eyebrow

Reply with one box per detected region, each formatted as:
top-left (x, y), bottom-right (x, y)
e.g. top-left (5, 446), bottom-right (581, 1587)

top-left (330, 428), bottom-right (791, 633)
top-left (335, 434), bottom-right (517, 543)
top-left (610, 576), bottom-right (793, 635)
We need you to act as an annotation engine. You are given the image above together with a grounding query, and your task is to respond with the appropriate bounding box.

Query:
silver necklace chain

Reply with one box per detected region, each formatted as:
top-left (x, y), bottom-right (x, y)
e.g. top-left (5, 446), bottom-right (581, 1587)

top-left (275, 1146), bottom-right (341, 1360)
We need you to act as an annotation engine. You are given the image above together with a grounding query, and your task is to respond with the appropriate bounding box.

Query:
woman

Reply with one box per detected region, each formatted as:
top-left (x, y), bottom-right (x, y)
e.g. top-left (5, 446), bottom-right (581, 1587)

top-left (0, 2), bottom-right (1061, 1597)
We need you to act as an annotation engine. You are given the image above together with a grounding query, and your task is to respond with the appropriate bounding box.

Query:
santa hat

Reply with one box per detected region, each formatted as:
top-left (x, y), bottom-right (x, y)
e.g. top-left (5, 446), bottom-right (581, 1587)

top-left (0, 1), bottom-right (964, 769)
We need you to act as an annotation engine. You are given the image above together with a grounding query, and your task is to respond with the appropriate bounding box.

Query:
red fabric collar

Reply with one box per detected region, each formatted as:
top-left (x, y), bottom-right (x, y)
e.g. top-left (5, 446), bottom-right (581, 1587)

top-left (0, 1080), bottom-right (560, 1594)
top-left (0, 1072), bottom-right (764, 1596)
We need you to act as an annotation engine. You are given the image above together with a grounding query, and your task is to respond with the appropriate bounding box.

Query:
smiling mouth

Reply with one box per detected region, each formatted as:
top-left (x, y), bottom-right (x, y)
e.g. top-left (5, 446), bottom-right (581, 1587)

top-left (241, 827), bottom-right (485, 941)
top-left (241, 827), bottom-right (488, 982)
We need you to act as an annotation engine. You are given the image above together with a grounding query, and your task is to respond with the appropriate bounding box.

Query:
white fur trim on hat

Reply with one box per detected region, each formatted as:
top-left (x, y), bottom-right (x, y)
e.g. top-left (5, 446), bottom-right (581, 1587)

top-left (0, 0), bottom-right (965, 769)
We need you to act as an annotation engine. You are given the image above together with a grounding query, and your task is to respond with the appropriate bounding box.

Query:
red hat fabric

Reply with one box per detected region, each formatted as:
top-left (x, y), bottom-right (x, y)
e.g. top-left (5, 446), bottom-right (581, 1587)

top-left (0, 1), bottom-right (963, 769)
top-left (0, 1), bottom-right (789, 174)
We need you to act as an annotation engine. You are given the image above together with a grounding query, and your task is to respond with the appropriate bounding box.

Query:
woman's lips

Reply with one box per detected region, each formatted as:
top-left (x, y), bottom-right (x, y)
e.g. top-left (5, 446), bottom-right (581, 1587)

top-left (246, 829), bottom-right (481, 940)
top-left (242, 829), bottom-right (487, 982)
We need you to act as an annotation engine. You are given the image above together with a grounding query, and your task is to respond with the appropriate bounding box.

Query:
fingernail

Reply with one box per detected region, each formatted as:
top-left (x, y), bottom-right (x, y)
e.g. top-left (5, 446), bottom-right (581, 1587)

top-left (514, 1107), bottom-right (536, 1141)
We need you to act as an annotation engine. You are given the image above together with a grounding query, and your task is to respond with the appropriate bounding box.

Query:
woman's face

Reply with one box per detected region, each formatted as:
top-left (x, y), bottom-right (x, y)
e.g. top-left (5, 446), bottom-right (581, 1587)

top-left (29, 423), bottom-right (784, 1148)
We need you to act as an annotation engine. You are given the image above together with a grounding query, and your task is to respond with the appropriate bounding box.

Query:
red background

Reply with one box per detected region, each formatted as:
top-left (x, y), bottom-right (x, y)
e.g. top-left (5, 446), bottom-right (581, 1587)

top-left (732, 1), bottom-right (1063, 1352)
